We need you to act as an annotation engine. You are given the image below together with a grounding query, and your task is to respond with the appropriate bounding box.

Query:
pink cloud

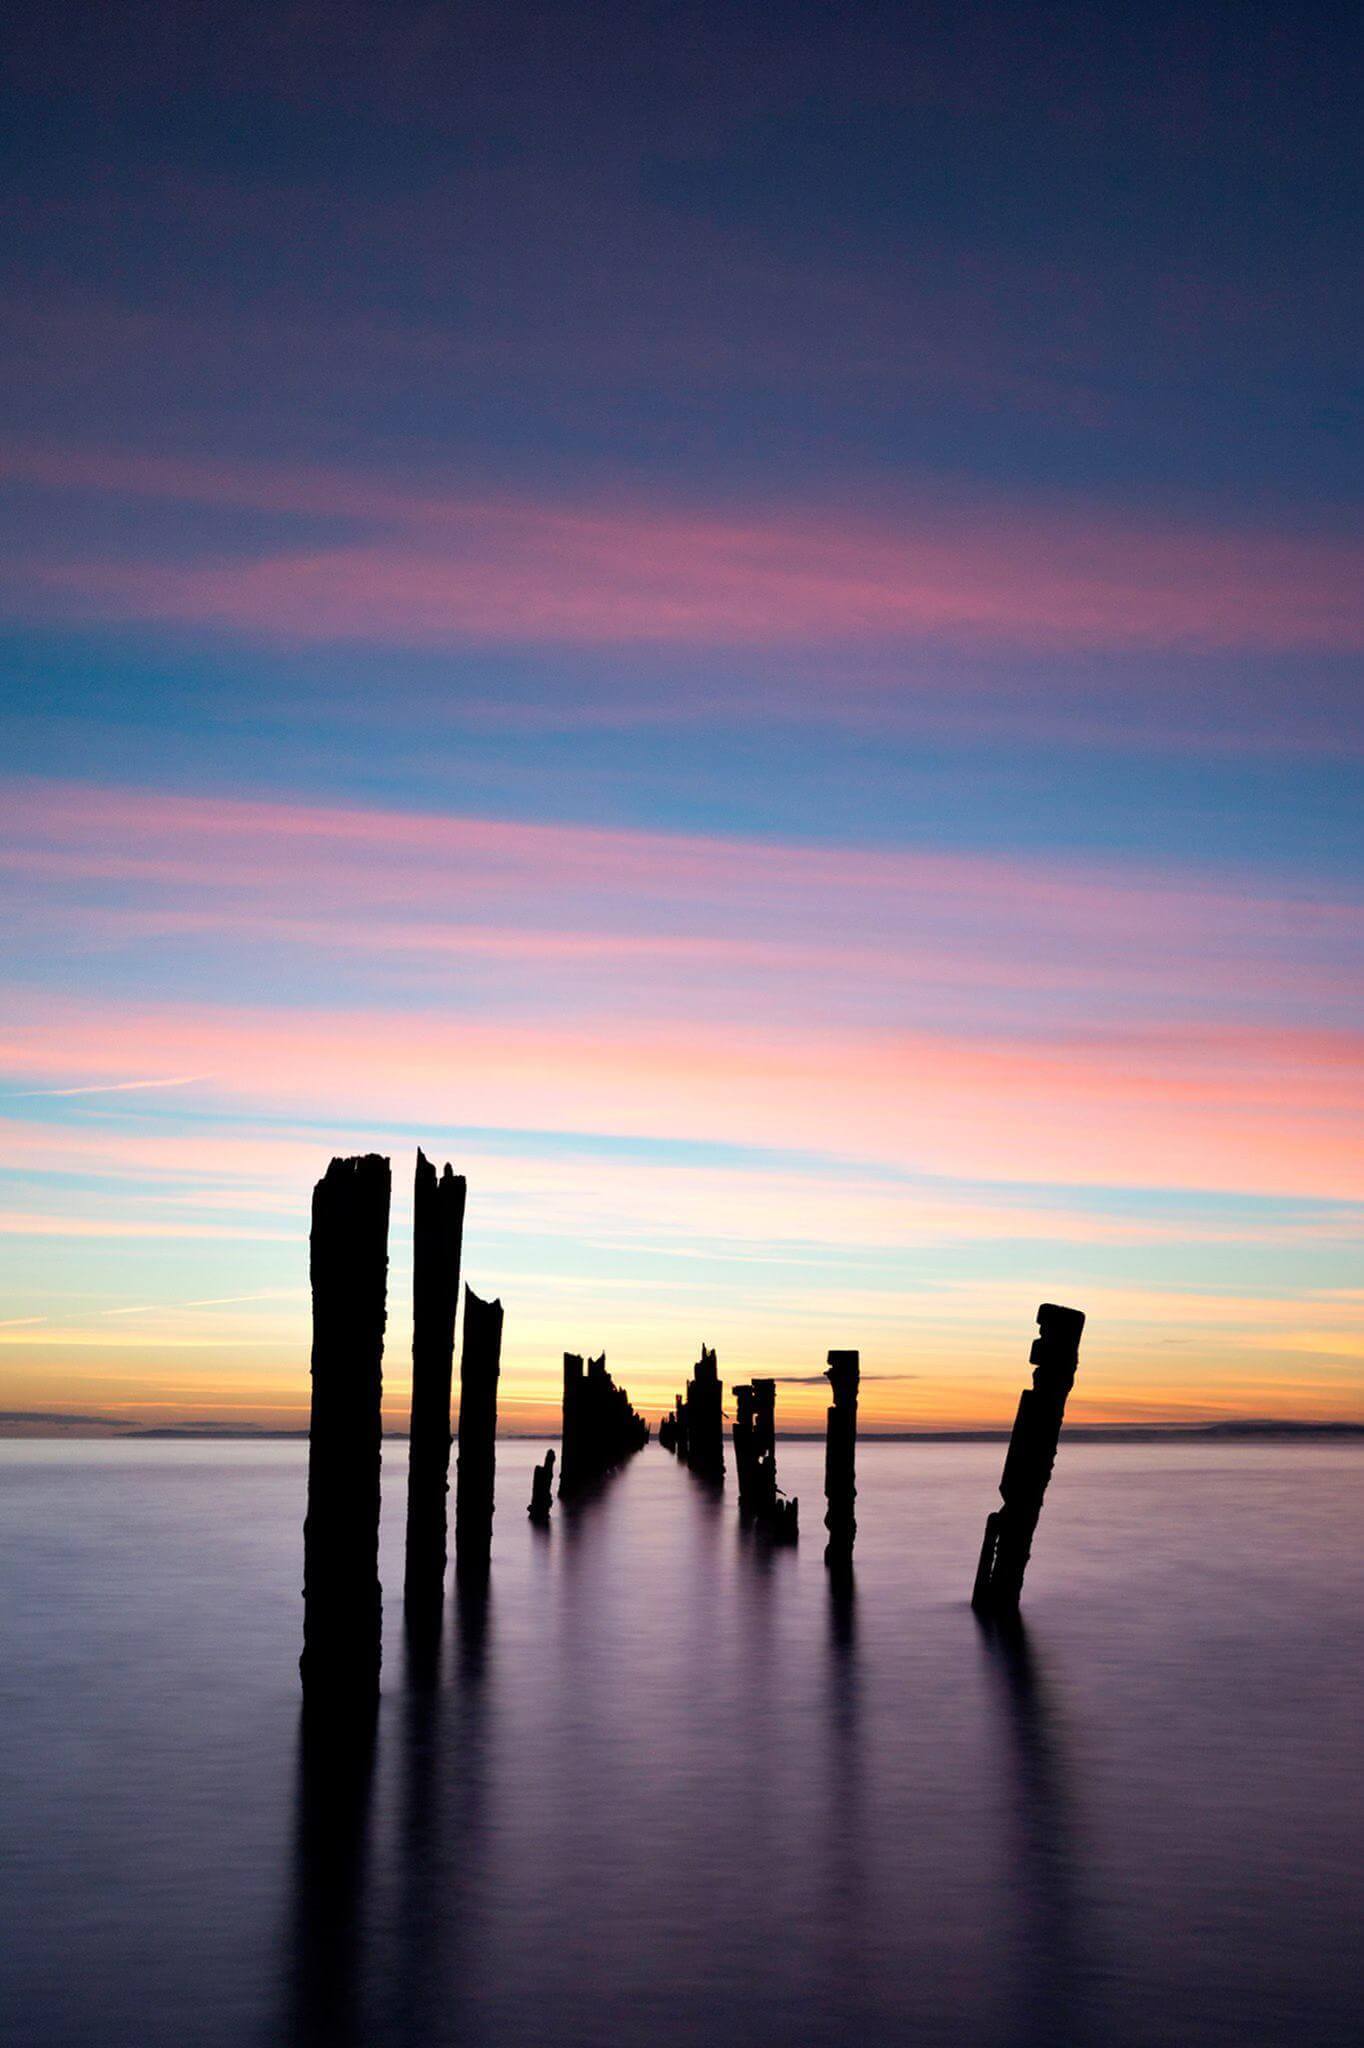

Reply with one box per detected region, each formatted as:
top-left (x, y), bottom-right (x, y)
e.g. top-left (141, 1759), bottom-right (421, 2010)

top-left (3, 994), bottom-right (1361, 1202)
top-left (3, 779), bottom-right (1359, 1039)
top-left (3, 439), bottom-right (1360, 653)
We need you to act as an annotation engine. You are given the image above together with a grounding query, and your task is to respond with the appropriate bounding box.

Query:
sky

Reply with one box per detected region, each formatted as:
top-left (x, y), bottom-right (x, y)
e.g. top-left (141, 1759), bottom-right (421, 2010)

top-left (1, 0), bottom-right (1361, 1435)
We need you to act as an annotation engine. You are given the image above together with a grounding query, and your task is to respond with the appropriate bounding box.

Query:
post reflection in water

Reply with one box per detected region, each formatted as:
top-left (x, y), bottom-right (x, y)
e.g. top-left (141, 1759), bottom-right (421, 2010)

top-left (822, 1567), bottom-right (867, 2029)
top-left (281, 1574), bottom-right (496, 2048)
top-left (284, 1704), bottom-right (377, 2048)
top-left (977, 1616), bottom-right (1097, 2048)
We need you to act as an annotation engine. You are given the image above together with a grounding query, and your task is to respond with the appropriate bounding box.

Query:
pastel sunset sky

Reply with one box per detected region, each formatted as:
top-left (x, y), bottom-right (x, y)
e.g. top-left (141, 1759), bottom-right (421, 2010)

top-left (1, 1), bottom-right (1360, 1433)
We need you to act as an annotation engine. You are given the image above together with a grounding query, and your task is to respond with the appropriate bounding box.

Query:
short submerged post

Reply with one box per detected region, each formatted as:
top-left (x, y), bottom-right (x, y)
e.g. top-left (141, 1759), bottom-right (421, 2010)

top-left (972, 1303), bottom-right (1085, 1613)
top-left (823, 1349), bottom-right (859, 1569)
top-left (403, 1150), bottom-right (466, 1617)
top-left (455, 1288), bottom-right (503, 1581)
top-left (529, 1447), bottom-right (556, 1521)
top-left (301, 1153), bottom-right (391, 1699)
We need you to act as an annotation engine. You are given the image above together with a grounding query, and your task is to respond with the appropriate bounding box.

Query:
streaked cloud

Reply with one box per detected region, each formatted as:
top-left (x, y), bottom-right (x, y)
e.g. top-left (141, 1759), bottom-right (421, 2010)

top-left (5, 441), bottom-right (1360, 657)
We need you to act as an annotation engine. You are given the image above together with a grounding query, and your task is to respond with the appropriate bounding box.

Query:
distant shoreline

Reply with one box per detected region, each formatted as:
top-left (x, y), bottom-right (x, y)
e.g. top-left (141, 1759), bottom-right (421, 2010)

top-left (2, 1420), bottom-right (1361, 1443)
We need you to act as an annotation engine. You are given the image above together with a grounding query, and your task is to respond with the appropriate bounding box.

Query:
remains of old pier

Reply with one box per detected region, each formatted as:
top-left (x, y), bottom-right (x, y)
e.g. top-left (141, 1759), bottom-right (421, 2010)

top-left (972, 1302), bottom-right (1085, 1613)
top-left (559, 1351), bottom-right (650, 1499)
top-left (403, 1151), bottom-right (466, 1621)
top-left (301, 1153), bottom-right (390, 1699)
top-left (454, 1288), bottom-right (503, 1580)
top-left (300, 1148), bottom-right (1092, 1690)
top-left (823, 1349), bottom-right (859, 1569)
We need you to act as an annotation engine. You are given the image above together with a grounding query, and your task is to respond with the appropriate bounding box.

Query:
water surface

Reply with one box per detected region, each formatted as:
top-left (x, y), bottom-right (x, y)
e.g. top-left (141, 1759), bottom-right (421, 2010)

top-left (2, 1440), bottom-right (1360, 2047)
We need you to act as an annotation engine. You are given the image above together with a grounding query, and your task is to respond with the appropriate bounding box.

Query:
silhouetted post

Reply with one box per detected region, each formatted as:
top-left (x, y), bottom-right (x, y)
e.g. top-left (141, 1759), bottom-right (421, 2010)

top-left (403, 1150), bottom-right (466, 1616)
top-left (455, 1288), bottom-right (503, 1580)
top-left (732, 1382), bottom-right (758, 1511)
top-left (823, 1349), bottom-right (859, 1569)
top-left (750, 1377), bottom-right (798, 1540)
top-left (687, 1343), bottom-right (725, 1479)
top-left (529, 1447), bottom-right (556, 1520)
top-left (559, 1352), bottom-right (584, 1497)
top-left (301, 1153), bottom-right (390, 1699)
top-left (972, 1303), bottom-right (1085, 1612)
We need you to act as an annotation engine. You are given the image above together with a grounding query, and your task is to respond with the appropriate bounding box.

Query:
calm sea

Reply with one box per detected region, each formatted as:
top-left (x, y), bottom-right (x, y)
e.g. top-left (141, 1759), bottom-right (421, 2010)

top-left (2, 1439), bottom-right (1360, 2048)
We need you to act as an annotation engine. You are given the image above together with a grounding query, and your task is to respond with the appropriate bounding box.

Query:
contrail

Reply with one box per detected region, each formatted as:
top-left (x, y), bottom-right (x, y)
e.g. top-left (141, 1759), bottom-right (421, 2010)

top-left (13, 1074), bottom-right (210, 1099)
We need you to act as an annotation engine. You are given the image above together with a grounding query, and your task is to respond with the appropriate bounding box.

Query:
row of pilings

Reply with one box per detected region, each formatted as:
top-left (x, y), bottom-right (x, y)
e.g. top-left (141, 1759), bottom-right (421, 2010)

top-left (560, 1351), bottom-right (651, 1498)
top-left (656, 1302), bottom-right (1084, 1594)
top-left (301, 1149), bottom-right (653, 1703)
top-left (661, 1347), bottom-right (850, 1553)
top-left (302, 1149), bottom-right (1086, 1702)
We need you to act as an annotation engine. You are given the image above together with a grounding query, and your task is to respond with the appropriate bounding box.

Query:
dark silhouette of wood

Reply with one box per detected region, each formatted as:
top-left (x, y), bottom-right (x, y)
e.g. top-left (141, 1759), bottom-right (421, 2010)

top-left (823, 1349), bottom-right (859, 1569)
top-left (301, 1153), bottom-right (390, 1698)
top-left (733, 1376), bottom-right (798, 1539)
top-left (666, 1342), bottom-right (724, 1479)
top-left (560, 1351), bottom-right (585, 1493)
top-left (972, 1303), bottom-right (1085, 1612)
top-left (732, 1381), bottom-right (759, 1509)
top-left (558, 1350), bottom-right (650, 1497)
top-left (454, 1287), bottom-right (503, 1581)
top-left (403, 1150), bottom-right (466, 1617)
top-left (529, 1447), bottom-right (556, 1520)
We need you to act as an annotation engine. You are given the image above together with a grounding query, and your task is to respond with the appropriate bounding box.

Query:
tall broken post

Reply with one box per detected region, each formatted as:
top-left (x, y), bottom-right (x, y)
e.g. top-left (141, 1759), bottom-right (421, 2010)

top-left (823, 1349), bottom-right (859, 1570)
top-left (403, 1150), bottom-right (466, 1620)
top-left (455, 1288), bottom-right (503, 1582)
top-left (972, 1303), bottom-right (1085, 1613)
top-left (301, 1153), bottom-right (391, 1700)
top-left (732, 1382), bottom-right (759, 1511)
top-left (559, 1352), bottom-right (585, 1496)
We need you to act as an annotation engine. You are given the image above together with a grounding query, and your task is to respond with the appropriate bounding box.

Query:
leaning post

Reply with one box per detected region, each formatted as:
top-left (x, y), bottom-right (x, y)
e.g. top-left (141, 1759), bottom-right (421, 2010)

top-left (971, 1303), bottom-right (1085, 1613)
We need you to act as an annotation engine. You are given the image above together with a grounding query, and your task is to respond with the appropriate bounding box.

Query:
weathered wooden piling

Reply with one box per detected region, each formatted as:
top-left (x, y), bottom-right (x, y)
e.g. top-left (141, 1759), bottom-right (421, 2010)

top-left (559, 1350), bottom-right (650, 1496)
top-left (454, 1288), bottom-right (503, 1580)
top-left (685, 1344), bottom-right (725, 1479)
top-left (559, 1352), bottom-right (585, 1494)
top-left (823, 1349), bottom-right (859, 1569)
top-left (529, 1447), bottom-right (556, 1520)
top-left (747, 1377), bottom-right (798, 1539)
top-left (972, 1302), bottom-right (1085, 1612)
top-left (732, 1381), bottom-right (759, 1509)
top-left (403, 1150), bottom-right (466, 1614)
top-left (301, 1153), bottom-right (391, 1698)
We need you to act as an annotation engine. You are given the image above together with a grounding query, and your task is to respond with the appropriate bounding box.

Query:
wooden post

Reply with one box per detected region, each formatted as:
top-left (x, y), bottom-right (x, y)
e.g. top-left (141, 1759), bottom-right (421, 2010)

top-left (301, 1154), bottom-right (390, 1698)
top-left (749, 1377), bottom-right (798, 1540)
top-left (732, 1382), bottom-right (758, 1511)
top-left (559, 1352), bottom-right (584, 1496)
top-left (529, 1448), bottom-right (556, 1520)
top-left (455, 1288), bottom-right (503, 1581)
top-left (403, 1150), bottom-right (466, 1615)
top-left (823, 1349), bottom-right (859, 1569)
top-left (972, 1303), bottom-right (1085, 1612)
